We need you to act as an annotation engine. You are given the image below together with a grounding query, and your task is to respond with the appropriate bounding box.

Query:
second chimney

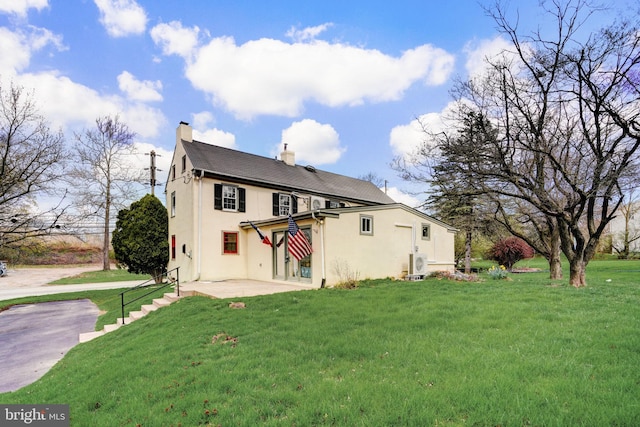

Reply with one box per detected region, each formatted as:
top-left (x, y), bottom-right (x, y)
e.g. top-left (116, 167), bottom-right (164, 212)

top-left (280, 143), bottom-right (295, 166)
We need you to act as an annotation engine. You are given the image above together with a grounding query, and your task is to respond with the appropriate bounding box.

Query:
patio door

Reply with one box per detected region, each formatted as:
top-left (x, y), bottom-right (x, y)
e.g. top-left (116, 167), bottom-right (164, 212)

top-left (273, 230), bottom-right (287, 280)
top-left (272, 228), bottom-right (312, 282)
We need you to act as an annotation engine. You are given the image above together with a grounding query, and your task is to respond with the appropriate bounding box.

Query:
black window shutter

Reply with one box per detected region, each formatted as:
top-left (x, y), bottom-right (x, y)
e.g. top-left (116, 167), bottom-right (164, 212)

top-left (292, 198), bottom-right (298, 214)
top-left (272, 193), bottom-right (279, 216)
top-left (238, 188), bottom-right (246, 212)
top-left (214, 184), bottom-right (222, 210)
top-left (325, 200), bottom-right (331, 209)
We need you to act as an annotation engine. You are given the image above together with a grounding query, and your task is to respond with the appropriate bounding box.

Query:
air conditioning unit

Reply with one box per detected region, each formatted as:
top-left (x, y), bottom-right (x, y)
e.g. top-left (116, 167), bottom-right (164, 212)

top-left (409, 253), bottom-right (428, 275)
top-left (311, 196), bottom-right (324, 210)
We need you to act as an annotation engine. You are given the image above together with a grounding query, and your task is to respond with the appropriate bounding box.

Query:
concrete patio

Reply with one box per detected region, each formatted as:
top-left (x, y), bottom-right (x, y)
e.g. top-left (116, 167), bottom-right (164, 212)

top-left (179, 279), bottom-right (316, 299)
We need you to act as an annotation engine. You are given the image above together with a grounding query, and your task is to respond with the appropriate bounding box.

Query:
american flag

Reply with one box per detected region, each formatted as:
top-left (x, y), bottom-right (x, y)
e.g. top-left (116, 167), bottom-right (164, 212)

top-left (287, 215), bottom-right (312, 260)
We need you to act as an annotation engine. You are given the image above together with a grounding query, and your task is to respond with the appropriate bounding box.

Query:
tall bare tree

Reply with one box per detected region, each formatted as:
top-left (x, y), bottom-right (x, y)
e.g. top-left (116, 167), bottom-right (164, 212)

top-left (70, 115), bottom-right (142, 270)
top-left (450, 0), bottom-right (640, 287)
top-left (0, 82), bottom-right (67, 249)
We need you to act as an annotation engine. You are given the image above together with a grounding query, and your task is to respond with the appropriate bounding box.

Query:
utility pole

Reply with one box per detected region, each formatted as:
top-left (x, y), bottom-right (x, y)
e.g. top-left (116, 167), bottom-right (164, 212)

top-left (146, 150), bottom-right (160, 195)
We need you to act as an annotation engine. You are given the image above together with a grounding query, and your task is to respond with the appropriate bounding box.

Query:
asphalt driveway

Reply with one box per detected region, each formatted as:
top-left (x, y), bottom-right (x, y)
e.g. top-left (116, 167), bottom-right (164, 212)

top-left (0, 299), bottom-right (100, 392)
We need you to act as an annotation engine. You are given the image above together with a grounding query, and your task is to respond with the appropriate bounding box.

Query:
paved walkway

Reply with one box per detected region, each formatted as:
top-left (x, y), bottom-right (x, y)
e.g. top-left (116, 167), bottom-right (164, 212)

top-left (0, 299), bottom-right (100, 392)
top-left (0, 264), bottom-right (142, 302)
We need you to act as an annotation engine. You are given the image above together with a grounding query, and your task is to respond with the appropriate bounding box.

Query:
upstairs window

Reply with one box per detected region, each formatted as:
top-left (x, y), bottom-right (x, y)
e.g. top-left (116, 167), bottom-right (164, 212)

top-left (214, 184), bottom-right (246, 212)
top-left (273, 193), bottom-right (297, 216)
top-left (171, 191), bottom-right (176, 217)
top-left (181, 155), bottom-right (187, 173)
top-left (223, 186), bottom-right (237, 210)
top-left (279, 194), bottom-right (291, 216)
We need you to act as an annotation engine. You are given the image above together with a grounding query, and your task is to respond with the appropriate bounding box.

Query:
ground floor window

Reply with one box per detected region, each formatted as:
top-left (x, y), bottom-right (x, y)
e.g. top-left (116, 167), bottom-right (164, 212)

top-left (223, 231), bottom-right (238, 254)
top-left (360, 215), bottom-right (373, 235)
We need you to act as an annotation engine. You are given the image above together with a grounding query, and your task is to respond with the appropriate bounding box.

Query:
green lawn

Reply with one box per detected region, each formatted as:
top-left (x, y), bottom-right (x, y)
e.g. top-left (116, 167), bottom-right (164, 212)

top-left (48, 268), bottom-right (150, 285)
top-left (1, 259), bottom-right (639, 426)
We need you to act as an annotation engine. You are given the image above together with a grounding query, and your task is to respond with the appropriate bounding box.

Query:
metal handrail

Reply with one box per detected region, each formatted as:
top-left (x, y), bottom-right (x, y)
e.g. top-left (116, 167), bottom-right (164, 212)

top-left (120, 267), bottom-right (180, 324)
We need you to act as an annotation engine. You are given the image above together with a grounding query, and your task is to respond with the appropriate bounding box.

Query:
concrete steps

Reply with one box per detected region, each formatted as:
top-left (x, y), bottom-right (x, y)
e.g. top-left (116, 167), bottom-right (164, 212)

top-left (79, 291), bottom-right (184, 343)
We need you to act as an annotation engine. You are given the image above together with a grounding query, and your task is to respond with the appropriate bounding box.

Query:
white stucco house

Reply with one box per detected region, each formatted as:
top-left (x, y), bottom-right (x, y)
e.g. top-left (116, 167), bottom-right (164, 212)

top-left (166, 122), bottom-right (456, 288)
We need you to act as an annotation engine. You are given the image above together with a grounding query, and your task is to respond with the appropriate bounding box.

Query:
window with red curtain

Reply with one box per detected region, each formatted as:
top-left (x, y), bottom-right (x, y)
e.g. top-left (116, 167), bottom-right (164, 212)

top-left (171, 235), bottom-right (176, 259)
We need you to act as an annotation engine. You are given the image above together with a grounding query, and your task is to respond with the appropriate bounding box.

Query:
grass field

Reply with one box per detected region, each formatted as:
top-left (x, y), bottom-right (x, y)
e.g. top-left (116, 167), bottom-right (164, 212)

top-left (48, 268), bottom-right (150, 285)
top-left (1, 259), bottom-right (639, 426)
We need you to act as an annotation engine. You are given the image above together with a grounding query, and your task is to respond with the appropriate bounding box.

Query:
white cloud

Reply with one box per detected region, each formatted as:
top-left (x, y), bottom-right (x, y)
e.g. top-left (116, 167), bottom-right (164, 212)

top-left (94, 0), bottom-right (147, 38)
top-left (150, 21), bottom-right (200, 58)
top-left (190, 111), bottom-right (236, 149)
top-left (0, 25), bottom-right (65, 76)
top-left (191, 111), bottom-right (214, 129)
top-left (157, 26), bottom-right (455, 119)
top-left (285, 23), bottom-right (333, 42)
top-left (15, 71), bottom-right (166, 138)
top-left (0, 27), bottom-right (31, 75)
top-left (117, 71), bottom-right (162, 102)
top-left (384, 186), bottom-right (423, 208)
top-left (193, 128), bottom-right (236, 149)
top-left (274, 119), bottom-right (345, 165)
top-left (390, 113), bottom-right (443, 158)
top-left (0, 0), bottom-right (48, 17)
top-left (464, 36), bottom-right (518, 79)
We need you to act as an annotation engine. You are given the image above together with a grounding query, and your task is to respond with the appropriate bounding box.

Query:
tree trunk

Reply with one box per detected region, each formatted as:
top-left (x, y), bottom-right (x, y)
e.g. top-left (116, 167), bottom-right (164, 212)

top-left (102, 188), bottom-right (111, 271)
top-left (549, 256), bottom-right (562, 280)
top-left (464, 230), bottom-right (472, 274)
top-left (568, 257), bottom-right (586, 288)
top-left (549, 228), bottom-right (562, 280)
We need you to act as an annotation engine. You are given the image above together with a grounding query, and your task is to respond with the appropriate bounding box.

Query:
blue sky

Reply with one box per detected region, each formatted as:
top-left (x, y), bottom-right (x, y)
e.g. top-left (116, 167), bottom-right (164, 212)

top-left (0, 0), bottom-right (627, 207)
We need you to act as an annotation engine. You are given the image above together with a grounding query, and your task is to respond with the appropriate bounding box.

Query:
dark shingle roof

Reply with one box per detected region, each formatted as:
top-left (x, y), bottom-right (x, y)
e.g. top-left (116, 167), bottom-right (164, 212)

top-left (182, 139), bottom-right (395, 205)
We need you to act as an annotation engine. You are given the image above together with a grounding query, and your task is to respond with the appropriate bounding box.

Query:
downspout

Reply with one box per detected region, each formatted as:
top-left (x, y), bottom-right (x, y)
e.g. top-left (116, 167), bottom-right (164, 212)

top-left (195, 170), bottom-right (202, 281)
top-left (312, 212), bottom-right (326, 288)
top-left (412, 221), bottom-right (417, 255)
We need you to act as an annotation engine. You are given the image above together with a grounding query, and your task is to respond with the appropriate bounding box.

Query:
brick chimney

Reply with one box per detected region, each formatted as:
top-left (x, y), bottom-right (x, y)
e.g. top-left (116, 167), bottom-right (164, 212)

top-left (177, 121), bottom-right (192, 143)
top-left (280, 143), bottom-right (295, 166)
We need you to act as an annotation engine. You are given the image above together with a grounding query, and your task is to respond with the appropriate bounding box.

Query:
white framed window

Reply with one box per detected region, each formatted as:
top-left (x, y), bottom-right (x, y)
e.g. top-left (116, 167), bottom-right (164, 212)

top-left (279, 194), bottom-right (291, 216)
top-left (360, 215), bottom-right (373, 235)
top-left (421, 223), bottom-right (431, 240)
top-left (171, 191), bottom-right (176, 217)
top-left (222, 185), bottom-right (237, 211)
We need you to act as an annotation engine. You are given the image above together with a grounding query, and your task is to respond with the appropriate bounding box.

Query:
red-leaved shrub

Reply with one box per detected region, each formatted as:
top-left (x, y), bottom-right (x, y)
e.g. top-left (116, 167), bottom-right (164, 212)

top-left (487, 237), bottom-right (535, 270)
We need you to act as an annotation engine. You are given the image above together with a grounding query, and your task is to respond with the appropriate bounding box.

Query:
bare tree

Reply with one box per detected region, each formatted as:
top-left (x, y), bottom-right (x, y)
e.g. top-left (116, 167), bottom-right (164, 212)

top-left (70, 115), bottom-right (143, 270)
top-left (0, 82), bottom-right (68, 249)
top-left (449, 0), bottom-right (640, 287)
